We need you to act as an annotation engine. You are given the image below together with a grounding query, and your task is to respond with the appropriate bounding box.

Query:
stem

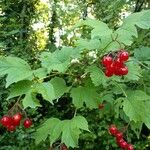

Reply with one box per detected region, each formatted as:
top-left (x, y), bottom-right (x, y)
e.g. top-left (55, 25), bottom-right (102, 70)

top-left (115, 39), bottom-right (123, 48)
top-left (80, 72), bottom-right (88, 79)
top-left (8, 96), bottom-right (22, 115)
top-left (17, 104), bottom-right (28, 118)
top-left (38, 72), bottom-right (76, 82)
top-left (74, 108), bottom-right (77, 117)
top-left (137, 60), bottom-right (150, 71)
top-left (122, 121), bottom-right (131, 133)
top-left (101, 40), bottom-right (114, 53)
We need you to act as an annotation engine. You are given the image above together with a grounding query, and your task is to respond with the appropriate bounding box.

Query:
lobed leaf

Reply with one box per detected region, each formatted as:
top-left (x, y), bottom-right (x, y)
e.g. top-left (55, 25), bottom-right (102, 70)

top-left (123, 90), bottom-right (150, 128)
top-left (0, 56), bottom-right (33, 87)
top-left (85, 65), bottom-right (107, 86)
top-left (40, 47), bottom-right (80, 73)
top-left (34, 116), bottom-right (89, 148)
top-left (70, 85), bottom-right (99, 108)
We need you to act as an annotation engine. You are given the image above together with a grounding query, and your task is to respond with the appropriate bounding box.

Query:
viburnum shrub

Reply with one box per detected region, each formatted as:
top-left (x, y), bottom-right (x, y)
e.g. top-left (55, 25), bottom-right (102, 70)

top-left (0, 10), bottom-right (150, 149)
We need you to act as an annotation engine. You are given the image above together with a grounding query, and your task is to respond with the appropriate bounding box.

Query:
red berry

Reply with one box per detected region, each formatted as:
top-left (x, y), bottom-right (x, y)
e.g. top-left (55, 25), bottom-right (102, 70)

top-left (105, 69), bottom-right (114, 77)
top-left (7, 124), bottom-right (16, 132)
top-left (109, 125), bottom-right (118, 136)
top-left (12, 113), bottom-right (22, 126)
top-left (119, 66), bottom-right (128, 75)
top-left (115, 132), bottom-right (123, 140)
top-left (106, 63), bottom-right (114, 71)
top-left (119, 51), bottom-right (129, 62)
top-left (127, 144), bottom-right (134, 150)
top-left (1, 116), bottom-right (12, 127)
top-left (98, 104), bottom-right (104, 109)
top-left (119, 140), bottom-right (128, 148)
top-left (102, 56), bottom-right (113, 66)
top-left (114, 67), bottom-right (122, 76)
top-left (23, 119), bottom-right (32, 128)
top-left (116, 138), bottom-right (124, 145)
top-left (114, 58), bottom-right (124, 68)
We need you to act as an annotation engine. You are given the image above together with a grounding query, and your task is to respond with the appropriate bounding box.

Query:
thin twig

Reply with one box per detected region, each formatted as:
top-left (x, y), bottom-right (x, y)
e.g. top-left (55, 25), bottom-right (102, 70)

top-left (122, 121), bottom-right (131, 133)
top-left (8, 96), bottom-right (22, 115)
top-left (74, 108), bottom-right (77, 117)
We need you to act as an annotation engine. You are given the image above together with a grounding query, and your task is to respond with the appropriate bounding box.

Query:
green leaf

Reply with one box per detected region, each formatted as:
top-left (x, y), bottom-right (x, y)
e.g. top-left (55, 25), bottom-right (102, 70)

top-left (7, 80), bottom-right (41, 109)
top-left (123, 10), bottom-right (150, 29)
top-left (35, 77), bottom-right (68, 104)
top-left (61, 120), bottom-right (81, 148)
top-left (7, 80), bottom-right (33, 100)
top-left (75, 38), bottom-right (101, 50)
top-left (40, 47), bottom-right (80, 73)
top-left (75, 18), bottom-right (108, 28)
top-left (104, 41), bottom-right (122, 52)
top-left (74, 18), bottom-right (113, 51)
top-left (8, 77), bottom-right (68, 108)
top-left (0, 57), bottom-right (33, 87)
top-left (70, 85), bottom-right (99, 108)
top-left (91, 26), bottom-right (112, 39)
top-left (72, 116), bottom-right (89, 132)
top-left (34, 116), bottom-right (89, 148)
top-left (130, 121), bottom-right (143, 139)
top-left (134, 47), bottom-right (150, 61)
top-left (50, 77), bottom-right (70, 97)
top-left (115, 24), bottom-right (138, 45)
top-left (123, 90), bottom-right (150, 128)
top-left (34, 118), bottom-right (61, 144)
top-left (125, 61), bottom-right (141, 81)
top-left (75, 18), bottom-right (112, 39)
top-left (50, 121), bottom-right (63, 145)
top-left (62, 116), bottom-right (89, 148)
top-left (115, 10), bottom-right (150, 46)
top-left (33, 68), bottom-right (48, 79)
top-left (22, 92), bottom-right (41, 109)
top-left (85, 65), bottom-right (107, 86)
top-left (35, 82), bottom-right (55, 103)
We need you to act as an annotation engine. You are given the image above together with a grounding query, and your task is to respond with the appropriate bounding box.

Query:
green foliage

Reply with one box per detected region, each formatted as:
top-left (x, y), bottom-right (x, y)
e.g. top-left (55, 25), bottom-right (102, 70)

top-left (75, 18), bottom-right (113, 39)
top-left (123, 10), bottom-right (150, 29)
top-left (115, 10), bottom-right (150, 46)
top-left (35, 77), bottom-right (69, 104)
top-left (123, 90), bottom-right (150, 128)
top-left (85, 65), bottom-right (107, 86)
top-left (1, 1), bottom-right (150, 149)
top-left (75, 39), bottom-right (101, 51)
top-left (125, 61), bottom-right (142, 81)
top-left (0, 57), bottom-right (33, 87)
top-left (8, 77), bottom-right (69, 108)
top-left (134, 46), bottom-right (150, 62)
top-left (40, 47), bottom-right (80, 73)
top-left (70, 83), bottom-right (100, 109)
top-left (34, 116), bottom-right (89, 148)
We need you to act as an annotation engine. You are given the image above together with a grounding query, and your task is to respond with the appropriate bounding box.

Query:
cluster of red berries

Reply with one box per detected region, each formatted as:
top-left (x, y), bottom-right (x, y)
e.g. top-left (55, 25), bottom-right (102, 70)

top-left (0, 113), bottom-right (32, 132)
top-left (102, 50), bottom-right (129, 77)
top-left (109, 125), bottom-right (134, 150)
